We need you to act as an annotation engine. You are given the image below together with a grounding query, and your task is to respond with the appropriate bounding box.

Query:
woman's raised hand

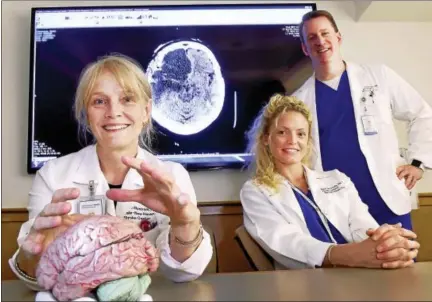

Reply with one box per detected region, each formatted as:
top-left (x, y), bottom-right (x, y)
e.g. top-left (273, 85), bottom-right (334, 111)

top-left (106, 156), bottom-right (200, 227)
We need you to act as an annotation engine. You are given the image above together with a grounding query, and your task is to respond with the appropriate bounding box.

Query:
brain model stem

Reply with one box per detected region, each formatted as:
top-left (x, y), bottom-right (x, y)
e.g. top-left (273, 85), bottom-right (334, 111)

top-left (96, 274), bottom-right (152, 302)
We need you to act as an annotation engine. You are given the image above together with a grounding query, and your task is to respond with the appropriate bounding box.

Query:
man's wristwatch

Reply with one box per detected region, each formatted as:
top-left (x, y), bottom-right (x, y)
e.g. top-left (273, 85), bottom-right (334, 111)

top-left (411, 159), bottom-right (425, 172)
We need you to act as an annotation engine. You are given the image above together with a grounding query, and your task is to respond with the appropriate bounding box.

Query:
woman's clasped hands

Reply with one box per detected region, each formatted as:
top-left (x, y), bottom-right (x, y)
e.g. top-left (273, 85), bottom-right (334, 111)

top-left (340, 223), bottom-right (420, 269)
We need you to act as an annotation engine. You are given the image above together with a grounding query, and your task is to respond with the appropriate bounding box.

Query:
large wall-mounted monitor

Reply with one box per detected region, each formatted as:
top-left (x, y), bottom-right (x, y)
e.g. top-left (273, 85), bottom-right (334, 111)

top-left (28, 3), bottom-right (316, 173)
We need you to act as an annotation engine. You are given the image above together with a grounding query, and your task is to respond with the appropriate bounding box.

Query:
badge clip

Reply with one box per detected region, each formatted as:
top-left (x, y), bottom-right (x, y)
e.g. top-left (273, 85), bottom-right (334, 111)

top-left (78, 180), bottom-right (106, 215)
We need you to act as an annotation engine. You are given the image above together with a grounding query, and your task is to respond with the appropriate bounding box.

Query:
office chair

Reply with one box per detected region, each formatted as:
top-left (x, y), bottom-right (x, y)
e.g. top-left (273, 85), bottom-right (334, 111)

top-left (235, 225), bottom-right (274, 271)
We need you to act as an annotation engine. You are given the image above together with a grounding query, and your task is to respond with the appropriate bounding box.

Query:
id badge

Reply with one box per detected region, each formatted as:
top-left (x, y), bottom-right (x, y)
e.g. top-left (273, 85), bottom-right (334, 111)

top-left (78, 195), bottom-right (106, 215)
top-left (361, 115), bottom-right (378, 135)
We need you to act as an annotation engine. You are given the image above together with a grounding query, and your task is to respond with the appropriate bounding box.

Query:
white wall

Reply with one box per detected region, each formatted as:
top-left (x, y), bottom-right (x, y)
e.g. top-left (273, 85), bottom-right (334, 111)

top-left (2, 1), bottom-right (432, 208)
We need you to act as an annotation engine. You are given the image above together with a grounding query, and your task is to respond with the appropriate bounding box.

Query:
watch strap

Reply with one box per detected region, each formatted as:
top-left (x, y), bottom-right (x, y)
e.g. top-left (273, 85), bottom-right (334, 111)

top-left (411, 159), bottom-right (425, 171)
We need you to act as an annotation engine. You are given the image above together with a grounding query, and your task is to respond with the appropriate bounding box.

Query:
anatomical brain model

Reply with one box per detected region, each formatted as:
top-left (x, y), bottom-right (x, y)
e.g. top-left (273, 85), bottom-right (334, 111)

top-left (36, 215), bottom-right (159, 301)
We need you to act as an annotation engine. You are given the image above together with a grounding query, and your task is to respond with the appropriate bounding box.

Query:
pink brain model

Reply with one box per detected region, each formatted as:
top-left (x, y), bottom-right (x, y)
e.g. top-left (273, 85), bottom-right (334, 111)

top-left (36, 215), bottom-right (159, 301)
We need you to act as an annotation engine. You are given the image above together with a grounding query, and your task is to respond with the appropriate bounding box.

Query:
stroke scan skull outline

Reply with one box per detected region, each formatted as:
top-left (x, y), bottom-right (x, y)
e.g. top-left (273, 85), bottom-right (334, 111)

top-left (146, 40), bottom-right (225, 135)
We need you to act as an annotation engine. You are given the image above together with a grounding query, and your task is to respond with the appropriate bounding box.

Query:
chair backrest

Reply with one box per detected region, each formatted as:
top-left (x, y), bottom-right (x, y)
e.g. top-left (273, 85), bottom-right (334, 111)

top-left (235, 225), bottom-right (274, 271)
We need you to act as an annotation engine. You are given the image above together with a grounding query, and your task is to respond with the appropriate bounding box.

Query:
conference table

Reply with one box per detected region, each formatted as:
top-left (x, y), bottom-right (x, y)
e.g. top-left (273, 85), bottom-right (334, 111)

top-left (2, 262), bottom-right (432, 301)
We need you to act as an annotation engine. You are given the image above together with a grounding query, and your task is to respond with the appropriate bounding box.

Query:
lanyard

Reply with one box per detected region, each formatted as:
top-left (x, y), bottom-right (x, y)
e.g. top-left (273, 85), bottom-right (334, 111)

top-left (89, 180), bottom-right (96, 197)
top-left (286, 181), bottom-right (337, 244)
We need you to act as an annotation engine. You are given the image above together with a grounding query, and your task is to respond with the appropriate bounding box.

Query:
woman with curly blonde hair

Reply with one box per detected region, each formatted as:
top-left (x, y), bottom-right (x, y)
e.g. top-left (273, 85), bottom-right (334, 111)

top-left (241, 93), bottom-right (419, 270)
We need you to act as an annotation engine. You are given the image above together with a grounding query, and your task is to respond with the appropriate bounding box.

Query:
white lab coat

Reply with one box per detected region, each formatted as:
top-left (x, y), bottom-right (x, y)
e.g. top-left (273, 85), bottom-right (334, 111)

top-left (10, 145), bottom-right (213, 291)
top-left (293, 62), bottom-right (432, 215)
top-left (240, 167), bottom-right (379, 270)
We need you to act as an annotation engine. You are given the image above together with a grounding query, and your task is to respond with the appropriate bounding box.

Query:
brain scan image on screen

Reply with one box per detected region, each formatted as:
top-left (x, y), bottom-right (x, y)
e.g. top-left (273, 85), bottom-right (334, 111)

top-left (147, 39), bottom-right (225, 135)
top-left (30, 4), bottom-right (312, 172)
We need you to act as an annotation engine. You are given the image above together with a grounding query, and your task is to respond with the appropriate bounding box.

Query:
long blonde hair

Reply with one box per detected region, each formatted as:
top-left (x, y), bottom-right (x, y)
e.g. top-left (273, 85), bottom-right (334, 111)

top-left (246, 94), bottom-right (313, 190)
top-left (73, 53), bottom-right (154, 151)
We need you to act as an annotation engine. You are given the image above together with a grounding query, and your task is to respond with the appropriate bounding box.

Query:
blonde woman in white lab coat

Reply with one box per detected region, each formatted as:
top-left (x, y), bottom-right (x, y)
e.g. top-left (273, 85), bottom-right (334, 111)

top-left (241, 94), bottom-right (419, 270)
top-left (10, 54), bottom-right (213, 291)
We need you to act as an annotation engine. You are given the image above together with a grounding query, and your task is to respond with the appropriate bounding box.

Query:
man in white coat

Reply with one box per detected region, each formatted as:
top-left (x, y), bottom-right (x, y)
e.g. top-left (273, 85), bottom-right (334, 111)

top-left (293, 10), bottom-right (432, 229)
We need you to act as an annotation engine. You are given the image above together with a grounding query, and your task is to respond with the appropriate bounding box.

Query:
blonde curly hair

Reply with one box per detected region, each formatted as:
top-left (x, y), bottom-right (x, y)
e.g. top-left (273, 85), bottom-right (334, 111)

top-left (246, 93), bottom-right (313, 190)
